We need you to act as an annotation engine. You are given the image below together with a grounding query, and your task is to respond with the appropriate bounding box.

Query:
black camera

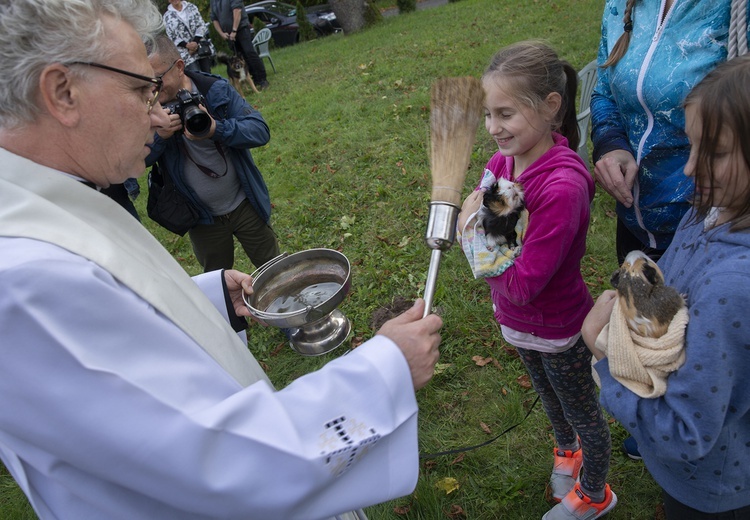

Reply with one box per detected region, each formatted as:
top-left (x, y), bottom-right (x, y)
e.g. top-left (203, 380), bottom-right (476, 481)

top-left (163, 89), bottom-right (211, 137)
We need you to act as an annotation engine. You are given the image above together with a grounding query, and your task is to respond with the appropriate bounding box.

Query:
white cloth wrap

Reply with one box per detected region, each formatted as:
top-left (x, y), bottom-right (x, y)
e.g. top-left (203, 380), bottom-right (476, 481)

top-left (595, 297), bottom-right (689, 398)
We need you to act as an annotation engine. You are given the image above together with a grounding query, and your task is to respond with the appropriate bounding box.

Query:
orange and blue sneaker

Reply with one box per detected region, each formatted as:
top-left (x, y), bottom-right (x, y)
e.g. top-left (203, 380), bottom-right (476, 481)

top-left (547, 444), bottom-right (583, 503)
top-left (543, 482), bottom-right (617, 520)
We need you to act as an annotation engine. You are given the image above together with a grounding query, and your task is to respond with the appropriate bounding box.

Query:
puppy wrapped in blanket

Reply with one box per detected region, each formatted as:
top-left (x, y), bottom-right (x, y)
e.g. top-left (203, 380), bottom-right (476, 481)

top-left (594, 250), bottom-right (689, 398)
top-left (457, 169), bottom-right (528, 279)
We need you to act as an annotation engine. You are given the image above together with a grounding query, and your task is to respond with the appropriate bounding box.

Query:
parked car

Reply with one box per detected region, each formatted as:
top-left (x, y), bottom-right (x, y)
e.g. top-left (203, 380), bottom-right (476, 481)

top-left (244, 1), bottom-right (342, 47)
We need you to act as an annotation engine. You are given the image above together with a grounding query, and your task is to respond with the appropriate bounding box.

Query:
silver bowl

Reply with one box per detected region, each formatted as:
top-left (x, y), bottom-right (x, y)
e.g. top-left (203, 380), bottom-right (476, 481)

top-left (243, 249), bottom-right (352, 356)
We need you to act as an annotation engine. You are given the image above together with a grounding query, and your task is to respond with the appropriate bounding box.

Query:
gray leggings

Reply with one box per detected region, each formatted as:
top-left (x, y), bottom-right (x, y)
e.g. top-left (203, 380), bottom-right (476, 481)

top-left (515, 337), bottom-right (611, 493)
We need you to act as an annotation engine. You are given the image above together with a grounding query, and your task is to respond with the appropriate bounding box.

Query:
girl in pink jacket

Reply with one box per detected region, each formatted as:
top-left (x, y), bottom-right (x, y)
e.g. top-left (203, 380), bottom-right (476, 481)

top-left (459, 41), bottom-right (615, 520)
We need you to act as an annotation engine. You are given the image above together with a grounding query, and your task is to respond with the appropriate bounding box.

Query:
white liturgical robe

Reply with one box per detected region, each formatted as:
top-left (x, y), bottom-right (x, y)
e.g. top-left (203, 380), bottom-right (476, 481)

top-left (0, 147), bottom-right (419, 519)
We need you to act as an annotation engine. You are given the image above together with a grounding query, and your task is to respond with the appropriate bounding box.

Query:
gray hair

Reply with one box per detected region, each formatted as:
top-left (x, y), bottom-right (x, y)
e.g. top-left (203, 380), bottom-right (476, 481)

top-left (0, 0), bottom-right (163, 128)
top-left (147, 33), bottom-right (183, 65)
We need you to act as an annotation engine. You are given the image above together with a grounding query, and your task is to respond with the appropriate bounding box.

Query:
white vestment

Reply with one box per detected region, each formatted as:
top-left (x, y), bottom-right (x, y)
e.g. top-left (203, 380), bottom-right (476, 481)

top-left (0, 147), bottom-right (418, 519)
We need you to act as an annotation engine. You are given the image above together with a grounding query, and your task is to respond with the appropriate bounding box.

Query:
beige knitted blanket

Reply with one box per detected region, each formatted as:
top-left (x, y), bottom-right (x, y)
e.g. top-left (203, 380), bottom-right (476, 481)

top-left (595, 298), bottom-right (689, 398)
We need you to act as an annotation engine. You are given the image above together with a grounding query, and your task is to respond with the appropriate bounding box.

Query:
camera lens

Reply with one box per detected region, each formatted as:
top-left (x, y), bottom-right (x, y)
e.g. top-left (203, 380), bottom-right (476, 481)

top-left (183, 106), bottom-right (211, 137)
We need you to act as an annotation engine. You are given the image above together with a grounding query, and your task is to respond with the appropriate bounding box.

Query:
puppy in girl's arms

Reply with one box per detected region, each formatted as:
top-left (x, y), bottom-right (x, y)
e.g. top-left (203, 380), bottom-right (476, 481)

top-left (478, 177), bottom-right (525, 250)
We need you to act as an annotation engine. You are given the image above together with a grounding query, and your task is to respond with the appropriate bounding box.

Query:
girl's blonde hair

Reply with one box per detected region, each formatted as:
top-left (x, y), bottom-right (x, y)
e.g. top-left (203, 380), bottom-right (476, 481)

top-left (482, 41), bottom-right (580, 151)
top-left (684, 55), bottom-right (750, 232)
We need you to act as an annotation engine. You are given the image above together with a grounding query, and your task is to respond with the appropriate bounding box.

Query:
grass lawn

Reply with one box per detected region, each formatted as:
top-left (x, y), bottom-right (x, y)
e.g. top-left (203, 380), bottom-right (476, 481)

top-left (1, 0), bottom-right (665, 518)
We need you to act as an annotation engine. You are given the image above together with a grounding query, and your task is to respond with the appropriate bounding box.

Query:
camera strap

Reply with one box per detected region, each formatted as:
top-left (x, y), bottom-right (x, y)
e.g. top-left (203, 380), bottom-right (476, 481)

top-left (180, 71), bottom-right (229, 178)
top-left (177, 137), bottom-right (228, 178)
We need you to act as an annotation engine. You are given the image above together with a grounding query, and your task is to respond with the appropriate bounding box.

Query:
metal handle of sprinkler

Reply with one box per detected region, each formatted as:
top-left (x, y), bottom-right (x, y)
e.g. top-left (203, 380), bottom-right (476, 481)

top-left (422, 202), bottom-right (460, 318)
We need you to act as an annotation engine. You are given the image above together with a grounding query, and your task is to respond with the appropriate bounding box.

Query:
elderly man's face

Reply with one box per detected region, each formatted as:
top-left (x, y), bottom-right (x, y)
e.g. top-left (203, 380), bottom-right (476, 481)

top-left (75, 16), bottom-right (167, 186)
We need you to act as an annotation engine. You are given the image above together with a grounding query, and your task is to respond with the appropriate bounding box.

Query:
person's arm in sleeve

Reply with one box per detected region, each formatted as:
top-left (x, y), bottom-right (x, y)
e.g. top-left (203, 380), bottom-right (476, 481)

top-left (590, 9), bottom-right (638, 206)
top-left (595, 272), bottom-right (750, 462)
top-left (210, 81), bottom-right (270, 149)
top-left (0, 246), bottom-right (440, 518)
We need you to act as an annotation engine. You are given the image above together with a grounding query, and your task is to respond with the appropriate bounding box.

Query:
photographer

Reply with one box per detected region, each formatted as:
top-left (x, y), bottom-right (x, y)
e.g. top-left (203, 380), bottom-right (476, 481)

top-left (146, 34), bottom-right (279, 272)
top-left (163, 0), bottom-right (214, 73)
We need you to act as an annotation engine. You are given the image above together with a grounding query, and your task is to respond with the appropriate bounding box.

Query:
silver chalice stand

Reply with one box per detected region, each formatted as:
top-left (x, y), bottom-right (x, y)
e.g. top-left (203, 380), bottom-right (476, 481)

top-left (243, 248), bottom-right (352, 356)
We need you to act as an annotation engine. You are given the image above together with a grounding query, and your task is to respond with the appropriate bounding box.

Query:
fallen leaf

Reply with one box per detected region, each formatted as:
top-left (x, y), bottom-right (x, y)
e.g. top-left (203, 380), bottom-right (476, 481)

top-left (435, 477), bottom-right (460, 495)
top-left (397, 236), bottom-right (411, 248)
top-left (450, 453), bottom-right (465, 465)
top-left (446, 504), bottom-right (466, 519)
top-left (516, 374), bottom-right (532, 389)
top-left (472, 355), bottom-right (493, 367)
top-left (480, 422), bottom-right (492, 434)
top-left (433, 362), bottom-right (452, 376)
top-left (339, 215), bottom-right (356, 230)
top-left (502, 346), bottom-right (519, 358)
top-left (393, 505), bottom-right (411, 515)
top-left (491, 358), bottom-right (504, 370)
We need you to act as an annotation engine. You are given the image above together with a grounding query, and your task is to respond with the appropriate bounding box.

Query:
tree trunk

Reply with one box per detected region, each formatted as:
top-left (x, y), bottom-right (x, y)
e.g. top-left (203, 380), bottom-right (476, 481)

top-left (329, 0), bottom-right (366, 34)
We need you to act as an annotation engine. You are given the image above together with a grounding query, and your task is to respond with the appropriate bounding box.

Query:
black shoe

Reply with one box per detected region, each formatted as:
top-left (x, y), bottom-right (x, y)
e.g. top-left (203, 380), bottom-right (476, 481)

top-left (258, 80), bottom-right (270, 91)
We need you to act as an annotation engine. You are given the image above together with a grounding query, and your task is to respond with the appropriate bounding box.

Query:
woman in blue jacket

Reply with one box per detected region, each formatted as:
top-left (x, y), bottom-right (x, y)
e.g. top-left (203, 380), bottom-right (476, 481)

top-left (584, 54), bottom-right (750, 520)
top-left (591, 0), bottom-right (750, 263)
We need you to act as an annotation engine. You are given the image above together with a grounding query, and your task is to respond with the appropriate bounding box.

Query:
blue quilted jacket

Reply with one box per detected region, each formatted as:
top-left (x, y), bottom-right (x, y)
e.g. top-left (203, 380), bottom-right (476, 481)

top-left (591, 0), bottom-right (750, 250)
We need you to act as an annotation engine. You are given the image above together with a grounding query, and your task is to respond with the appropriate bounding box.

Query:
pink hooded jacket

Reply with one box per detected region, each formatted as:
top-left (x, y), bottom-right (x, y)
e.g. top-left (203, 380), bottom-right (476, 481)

top-left (481, 133), bottom-right (595, 339)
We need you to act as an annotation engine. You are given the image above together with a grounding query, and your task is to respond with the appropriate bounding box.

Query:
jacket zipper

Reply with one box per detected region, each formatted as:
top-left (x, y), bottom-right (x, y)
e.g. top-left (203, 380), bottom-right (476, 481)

top-left (633, 0), bottom-right (678, 249)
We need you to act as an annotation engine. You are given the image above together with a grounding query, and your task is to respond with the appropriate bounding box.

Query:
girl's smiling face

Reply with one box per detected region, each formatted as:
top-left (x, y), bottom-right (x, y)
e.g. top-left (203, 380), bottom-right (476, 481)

top-left (684, 102), bottom-right (750, 215)
top-left (482, 76), bottom-right (557, 176)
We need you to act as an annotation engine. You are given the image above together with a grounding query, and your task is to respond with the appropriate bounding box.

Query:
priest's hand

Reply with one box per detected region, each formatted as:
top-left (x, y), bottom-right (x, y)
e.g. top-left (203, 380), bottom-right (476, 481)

top-left (376, 298), bottom-right (442, 390)
top-left (224, 269), bottom-right (254, 318)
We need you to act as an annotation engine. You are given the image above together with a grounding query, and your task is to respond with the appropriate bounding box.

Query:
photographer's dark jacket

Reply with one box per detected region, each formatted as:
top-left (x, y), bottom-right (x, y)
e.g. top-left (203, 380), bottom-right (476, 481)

top-left (146, 71), bottom-right (272, 225)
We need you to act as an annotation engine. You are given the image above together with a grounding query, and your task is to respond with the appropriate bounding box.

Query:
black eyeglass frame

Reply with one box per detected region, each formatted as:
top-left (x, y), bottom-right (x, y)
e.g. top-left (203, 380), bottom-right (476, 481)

top-left (66, 61), bottom-right (163, 113)
top-left (155, 59), bottom-right (179, 81)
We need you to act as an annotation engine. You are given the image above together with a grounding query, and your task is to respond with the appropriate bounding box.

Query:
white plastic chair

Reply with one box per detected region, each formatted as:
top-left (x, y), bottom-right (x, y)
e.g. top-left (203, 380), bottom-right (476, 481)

top-left (576, 59), bottom-right (598, 169)
top-left (252, 27), bottom-right (276, 73)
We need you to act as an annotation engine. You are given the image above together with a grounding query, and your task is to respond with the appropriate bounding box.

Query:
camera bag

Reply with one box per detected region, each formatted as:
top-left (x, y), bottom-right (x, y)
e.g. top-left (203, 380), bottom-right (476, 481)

top-left (147, 161), bottom-right (200, 236)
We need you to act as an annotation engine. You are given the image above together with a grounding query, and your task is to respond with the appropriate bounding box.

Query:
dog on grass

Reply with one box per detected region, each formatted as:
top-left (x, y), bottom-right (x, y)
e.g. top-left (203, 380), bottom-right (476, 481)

top-left (216, 51), bottom-right (259, 95)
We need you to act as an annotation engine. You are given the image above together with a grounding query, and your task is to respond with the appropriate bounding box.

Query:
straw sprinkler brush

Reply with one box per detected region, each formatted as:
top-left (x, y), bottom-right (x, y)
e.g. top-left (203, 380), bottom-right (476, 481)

top-left (423, 76), bottom-right (484, 317)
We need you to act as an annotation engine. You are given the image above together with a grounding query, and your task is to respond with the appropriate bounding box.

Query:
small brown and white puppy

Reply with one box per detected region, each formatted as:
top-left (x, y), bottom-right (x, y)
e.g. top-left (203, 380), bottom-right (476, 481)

top-left (610, 250), bottom-right (686, 338)
top-left (216, 52), bottom-right (259, 95)
top-left (478, 177), bottom-right (525, 250)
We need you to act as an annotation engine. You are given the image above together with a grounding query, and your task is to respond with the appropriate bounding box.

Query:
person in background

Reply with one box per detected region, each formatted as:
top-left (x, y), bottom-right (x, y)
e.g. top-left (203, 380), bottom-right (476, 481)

top-left (583, 55), bottom-right (750, 519)
top-left (0, 1), bottom-right (443, 519)
top-left (458, 41), bottom-right (615, 520)
top-left (163, 0), bottom-right (215, 74)
top-left (147, 34), bottom-right (278, 272)
top-left (590, 0), bottom-right (750, 460)
top-left (210, 0), bottom-right (269, 90)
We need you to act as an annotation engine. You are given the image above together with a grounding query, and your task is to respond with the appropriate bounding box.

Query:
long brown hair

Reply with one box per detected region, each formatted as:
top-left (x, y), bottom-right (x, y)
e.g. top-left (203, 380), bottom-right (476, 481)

top-left (483, 41), bottom-right (580, 151)
top-left (601, 0), bottom-right (637, 68)
top-left (684, 55), bottom-right (750, 232)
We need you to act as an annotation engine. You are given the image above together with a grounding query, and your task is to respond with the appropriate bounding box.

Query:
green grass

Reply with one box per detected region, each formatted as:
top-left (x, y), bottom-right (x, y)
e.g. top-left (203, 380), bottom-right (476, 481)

top-left (1, 1), bottom-right (664, 518)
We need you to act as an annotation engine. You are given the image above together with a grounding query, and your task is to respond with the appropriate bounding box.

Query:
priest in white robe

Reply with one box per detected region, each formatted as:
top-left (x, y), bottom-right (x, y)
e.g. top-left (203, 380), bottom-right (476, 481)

top-left (0, 1), bottom-right (443, 519)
